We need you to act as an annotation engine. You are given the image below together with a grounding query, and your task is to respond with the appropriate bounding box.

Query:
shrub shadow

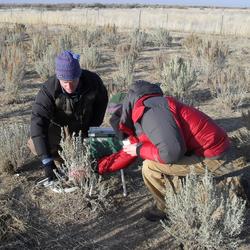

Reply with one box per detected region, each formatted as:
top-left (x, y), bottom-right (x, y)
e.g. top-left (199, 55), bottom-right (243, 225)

top-left (215, 117), bottom-right (245, 133)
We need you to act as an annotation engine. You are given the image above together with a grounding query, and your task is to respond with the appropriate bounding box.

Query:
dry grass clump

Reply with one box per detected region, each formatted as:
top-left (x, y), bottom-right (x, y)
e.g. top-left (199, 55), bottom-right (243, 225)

top-left (59, 133), bottom-right (110, 213)
top-left (80, 47), bottom-right (102, 70)
top-left (0, 198), bottom-right (27, 242)
top-left (0, 123), bottom-right (30, 175)
top-left (0, 44), bottom-right (26, 104)
top-left (233, 129), bottom-right (250, 148)
top-left (101, 25), bottom-right (120, 50)
top-left (34, 45), bottom-right (58, 80)
top-left (182, 34), bottom-right (203, 58)
top-left (74, 27), bottom-right (103, 48)
top-left (129, 28), bottom-right (148, 52)
top-left (200, 40), bottom-right (229, 80)
top-left (29, 32), bottom-right (49, 61)
top-left (209, 66), bottom-right (249, 111)
top-left (149, 28), bottom-right (172, 47)
top-left (161, 57), bottom-right (197, 103)
top-left (115, 42), bottom-right (139, 65)
top-left (152, 50), bottom-right (169, 80)
top-left (162, 169), bottom-right (246, 250)
top-left (184, 37), bottom-right (230, 83)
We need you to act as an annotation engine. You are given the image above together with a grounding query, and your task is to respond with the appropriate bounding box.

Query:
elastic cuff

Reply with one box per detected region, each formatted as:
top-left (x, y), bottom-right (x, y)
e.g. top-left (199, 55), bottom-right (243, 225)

top-left (136, 143), bottom-right (143, 157)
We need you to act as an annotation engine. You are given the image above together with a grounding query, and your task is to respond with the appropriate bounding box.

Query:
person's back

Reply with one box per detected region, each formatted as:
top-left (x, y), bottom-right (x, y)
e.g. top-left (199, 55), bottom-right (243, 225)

top-left (166, 96), bottom-right (230, 159)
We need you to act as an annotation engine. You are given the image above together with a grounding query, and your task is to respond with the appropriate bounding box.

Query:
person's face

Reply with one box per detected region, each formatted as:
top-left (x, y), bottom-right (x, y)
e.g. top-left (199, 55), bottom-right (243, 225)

top-left (59, 78), bottom-right (79, 94)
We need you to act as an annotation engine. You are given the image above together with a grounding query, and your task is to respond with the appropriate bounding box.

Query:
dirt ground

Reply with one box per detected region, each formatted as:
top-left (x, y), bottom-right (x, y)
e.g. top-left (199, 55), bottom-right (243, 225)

top-left (0, 28), bottom-right (250, 249)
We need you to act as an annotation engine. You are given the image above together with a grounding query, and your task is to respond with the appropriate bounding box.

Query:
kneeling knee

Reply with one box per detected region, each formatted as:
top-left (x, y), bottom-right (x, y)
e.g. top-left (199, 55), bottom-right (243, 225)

top-left (142, 160), bottom-right (154, 176)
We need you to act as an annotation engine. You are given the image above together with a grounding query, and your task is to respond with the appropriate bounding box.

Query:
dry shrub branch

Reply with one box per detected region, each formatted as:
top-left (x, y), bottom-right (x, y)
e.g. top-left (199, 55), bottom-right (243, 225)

top-left (0, 44), bottom-right (26, 104)
top-left (0, 123), bottom-right (30, 174)
top-left (59, 133), bottom-right (110, 213)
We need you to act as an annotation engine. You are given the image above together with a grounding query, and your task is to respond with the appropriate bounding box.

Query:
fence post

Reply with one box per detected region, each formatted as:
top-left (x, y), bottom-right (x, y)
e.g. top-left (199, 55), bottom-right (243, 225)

top-left (85, 8), bottom-right (88, 26)
top-left (220, 13), bottom-right (224, 35)
top-left (97, 8), bottom-right (100, 25)
top-left (138, 9), bottom-right (142, 30)
top-left (166, 13), bottom-right (168, 29)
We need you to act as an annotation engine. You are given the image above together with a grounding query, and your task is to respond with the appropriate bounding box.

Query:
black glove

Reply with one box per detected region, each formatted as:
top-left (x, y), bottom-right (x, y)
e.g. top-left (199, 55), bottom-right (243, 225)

top-left (43, 161), bottom-right (58, 181)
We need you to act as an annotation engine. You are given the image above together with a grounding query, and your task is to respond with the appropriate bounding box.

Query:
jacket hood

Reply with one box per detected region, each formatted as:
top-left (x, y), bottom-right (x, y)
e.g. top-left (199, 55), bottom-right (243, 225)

top-left (125, 80), bottom-right (163, 107)
top-left (116, 80), bottom-right (163, 139)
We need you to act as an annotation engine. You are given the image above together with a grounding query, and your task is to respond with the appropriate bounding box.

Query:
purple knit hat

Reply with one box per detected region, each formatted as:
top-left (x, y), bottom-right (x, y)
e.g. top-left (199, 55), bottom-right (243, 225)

top-left (55, 50), bottom-right (81, 80)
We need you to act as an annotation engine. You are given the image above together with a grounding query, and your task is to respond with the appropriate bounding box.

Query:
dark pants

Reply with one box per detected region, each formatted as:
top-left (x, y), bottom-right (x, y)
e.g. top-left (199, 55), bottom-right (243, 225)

top-left (27, 124), bottom-right (63, 165)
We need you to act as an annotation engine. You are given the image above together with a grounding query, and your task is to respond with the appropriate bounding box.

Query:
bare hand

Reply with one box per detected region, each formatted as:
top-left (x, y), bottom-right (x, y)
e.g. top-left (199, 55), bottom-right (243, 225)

top-left (123, 143), bottom-right (138, 156)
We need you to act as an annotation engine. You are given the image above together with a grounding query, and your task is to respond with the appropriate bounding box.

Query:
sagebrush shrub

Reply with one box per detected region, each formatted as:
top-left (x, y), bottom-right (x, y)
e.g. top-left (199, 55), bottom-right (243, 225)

top-left (59, 133), bottom-right (110, 212)
top-left (129, 28), bottom-right (148, 52)
top-left (80, 47), bottom-right (102, 70)
top-left (35, 45), bottom-right (58, 80)
top-left (76, 27), bottom-right (103, 48)
top-left (233, 128), bottom-right (250, 147)
top-left (115, 43), bottom-right (139, 65)
top-left (161, 57), bottom-right (197, 103)
top-left (149, 28), bottom-right (172, 47)
top-left (162, 168), bottom-right (246, 250)
top-left (0, 44), bottom-right (26, 104)
top-left (103, 23), bottom-right (117, 35)
top-left (152, 50), bottom-right (169, 80)
top-left (209, 66), bottom-right (248, 111)
top-left (112, 56), bottom-right (135, 90)
top-left (0, 123), bottom-right (30, 174)
top-left (58, 32), bottom-right (74, 52)
top-left (186, 38), bottom-right (230, 83)
top-left (101, 26), bottom-right (120, 50)
top-left (182, 34), bottom-right (203, 57)
top-left (30, 32), bottom-right (49, 61)
top-left (201, 40), bottom-right (229, 70)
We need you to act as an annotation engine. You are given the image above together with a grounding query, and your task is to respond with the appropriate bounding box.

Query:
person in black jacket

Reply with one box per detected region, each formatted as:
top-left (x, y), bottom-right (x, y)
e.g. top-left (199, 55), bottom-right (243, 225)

top-left (28, 50), bottom-right (108, 181)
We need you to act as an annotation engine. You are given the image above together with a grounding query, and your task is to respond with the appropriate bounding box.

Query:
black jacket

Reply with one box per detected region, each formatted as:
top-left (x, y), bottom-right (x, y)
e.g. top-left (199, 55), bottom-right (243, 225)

top-left (30, 69), bottom-right (108, 160)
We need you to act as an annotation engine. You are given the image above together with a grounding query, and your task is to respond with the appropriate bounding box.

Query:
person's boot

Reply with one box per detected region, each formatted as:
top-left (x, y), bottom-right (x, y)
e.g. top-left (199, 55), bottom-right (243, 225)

top-left (144, 205), bottom-right (167, 222)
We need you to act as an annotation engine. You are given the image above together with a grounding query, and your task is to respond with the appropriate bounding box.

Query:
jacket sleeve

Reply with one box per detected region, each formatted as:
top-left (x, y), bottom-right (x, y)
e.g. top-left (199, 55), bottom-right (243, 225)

top-left (138, 106), bottom-right (186, 164)
top-left (97, 135), bottom-right (138, 174)
top-left (90, 75), bottom-right (108, 126)
top-left (30, 86), bottom-right (55, 160)
top-left (98, 150), bottom-right (136, 174)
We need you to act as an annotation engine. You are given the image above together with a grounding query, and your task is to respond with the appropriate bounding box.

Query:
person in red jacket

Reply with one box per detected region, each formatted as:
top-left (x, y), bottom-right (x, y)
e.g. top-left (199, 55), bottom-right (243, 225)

top-left (98, 80), bottom-right (246, 221)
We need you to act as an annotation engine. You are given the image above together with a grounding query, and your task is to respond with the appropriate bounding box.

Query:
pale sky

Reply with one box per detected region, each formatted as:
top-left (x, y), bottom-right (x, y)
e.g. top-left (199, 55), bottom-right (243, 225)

top-left (0, 0), bottom-right (250, 8)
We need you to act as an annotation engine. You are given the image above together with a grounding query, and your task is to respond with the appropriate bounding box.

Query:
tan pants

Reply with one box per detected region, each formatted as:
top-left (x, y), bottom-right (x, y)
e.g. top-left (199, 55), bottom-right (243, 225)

top-left (142, 154), bottom-right (247, 211)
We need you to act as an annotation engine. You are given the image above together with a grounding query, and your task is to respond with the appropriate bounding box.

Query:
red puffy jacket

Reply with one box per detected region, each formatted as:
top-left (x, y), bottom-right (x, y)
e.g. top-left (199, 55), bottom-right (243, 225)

top-left (98, 95), bottom-right (230, 174)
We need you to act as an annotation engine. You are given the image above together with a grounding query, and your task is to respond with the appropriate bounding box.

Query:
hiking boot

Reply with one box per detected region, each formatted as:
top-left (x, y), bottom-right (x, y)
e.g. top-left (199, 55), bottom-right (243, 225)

top-left (144, 205), bottom-right (167, 222)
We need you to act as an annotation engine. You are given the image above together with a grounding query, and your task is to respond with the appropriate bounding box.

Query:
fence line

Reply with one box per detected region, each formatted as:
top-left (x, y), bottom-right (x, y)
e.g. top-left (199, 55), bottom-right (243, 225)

top-left (0, 7), bottom-right (249, 37)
